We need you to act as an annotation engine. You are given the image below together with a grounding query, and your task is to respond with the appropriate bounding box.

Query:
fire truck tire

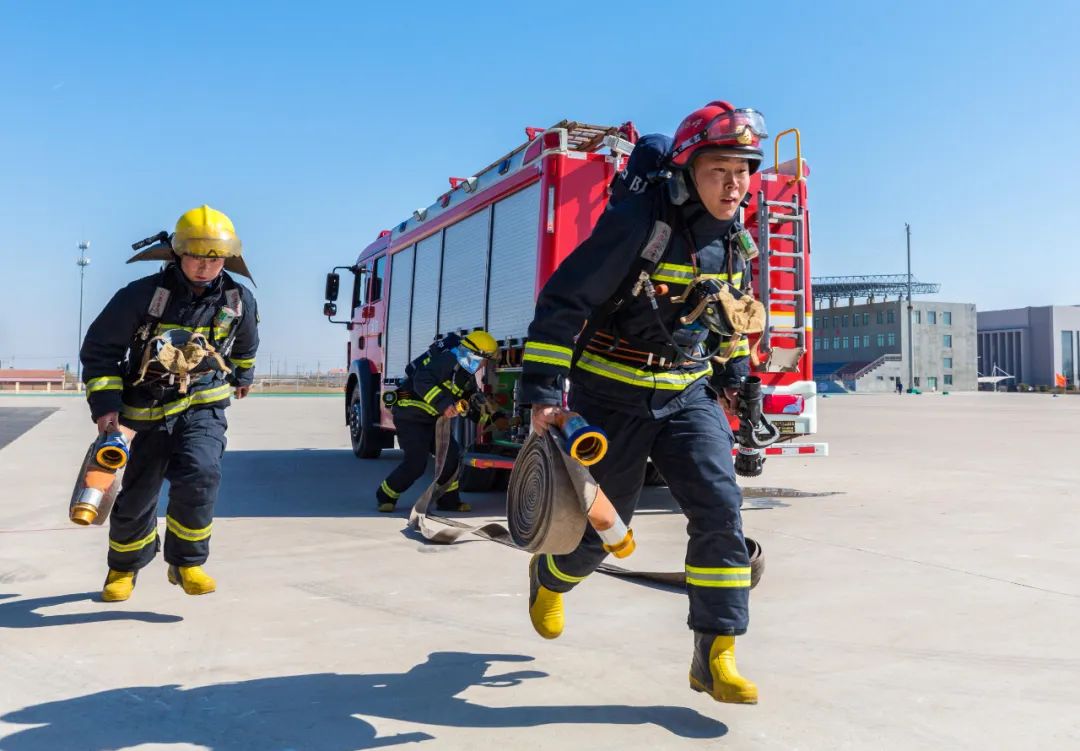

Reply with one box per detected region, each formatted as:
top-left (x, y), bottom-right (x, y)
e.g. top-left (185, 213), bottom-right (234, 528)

top-left (643, 461), bottom-right (667, 486)
top-left (458, 464), bottom-right (497, 493)
top-left (349, 380), bottom-right (382, 459)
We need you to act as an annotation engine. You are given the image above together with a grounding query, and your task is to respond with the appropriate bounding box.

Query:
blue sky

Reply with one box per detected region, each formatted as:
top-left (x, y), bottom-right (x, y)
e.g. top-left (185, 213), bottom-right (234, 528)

top-left (1, 0), bottom-right (1077, 371)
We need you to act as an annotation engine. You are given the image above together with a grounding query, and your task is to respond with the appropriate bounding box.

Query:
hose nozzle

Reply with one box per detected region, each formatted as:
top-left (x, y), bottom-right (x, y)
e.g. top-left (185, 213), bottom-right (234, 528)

top-left (555, 412), bottom-right (608, 466)
top-left (94, 432), bottom-right (129, 471)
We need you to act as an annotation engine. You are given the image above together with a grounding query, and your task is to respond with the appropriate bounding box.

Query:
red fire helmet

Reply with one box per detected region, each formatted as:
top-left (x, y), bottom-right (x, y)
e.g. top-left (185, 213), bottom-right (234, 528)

top-left (670, 101), bottom-right (767, 172)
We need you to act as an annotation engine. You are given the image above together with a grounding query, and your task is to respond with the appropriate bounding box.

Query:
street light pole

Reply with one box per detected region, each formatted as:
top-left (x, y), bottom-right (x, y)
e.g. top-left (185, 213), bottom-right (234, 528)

top-left (76, 241), bottom-right (91, 384)
top-left (905, 224), bottom-right (914, 393)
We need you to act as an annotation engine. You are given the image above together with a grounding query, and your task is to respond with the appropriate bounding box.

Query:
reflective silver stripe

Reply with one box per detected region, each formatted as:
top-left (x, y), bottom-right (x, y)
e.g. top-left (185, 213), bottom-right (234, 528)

top-left (576, 351), bottom-right (710, 390)
top-left (86, 376), bottom-right (124, 393)
top-left (396, 399), bottom-right (438, 416)
top-left (109, 529), bottom-right (157, 553)
top-left (165, 515), bottom-right (212, 542)
top-left (121, 384), bottom-right (232, 422)
top-left (652, 266), bottom-right (744, 287)
top-left (684, 565), bottom-right (752, 588)
top-left (651, 263), bottom-right (695, 284)
top-left (154, 323), bottom-right (212, 336)
top-left (523, 341), bottom-right (573, 368)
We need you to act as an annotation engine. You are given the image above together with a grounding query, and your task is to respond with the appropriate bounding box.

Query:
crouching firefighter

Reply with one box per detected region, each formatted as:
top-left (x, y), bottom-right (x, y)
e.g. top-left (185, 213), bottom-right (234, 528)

top-left (80, 205), bottom-right (259, 602)
top-left (376, 330), bottom-right (507, 513)
top-left (520, 102), bottom-right (767, 704)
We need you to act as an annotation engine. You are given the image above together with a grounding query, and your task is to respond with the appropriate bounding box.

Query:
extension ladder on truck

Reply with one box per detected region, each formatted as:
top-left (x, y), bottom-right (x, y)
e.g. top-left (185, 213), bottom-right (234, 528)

top-left (747, 127), bottom-right (827, 459)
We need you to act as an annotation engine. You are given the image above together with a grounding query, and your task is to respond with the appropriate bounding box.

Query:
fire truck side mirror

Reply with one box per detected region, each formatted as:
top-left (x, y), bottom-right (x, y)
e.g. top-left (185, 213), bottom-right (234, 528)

top-left (325, 272), bottom-right (341, 302)
top-left (323, 302), bottom-right (338, 317)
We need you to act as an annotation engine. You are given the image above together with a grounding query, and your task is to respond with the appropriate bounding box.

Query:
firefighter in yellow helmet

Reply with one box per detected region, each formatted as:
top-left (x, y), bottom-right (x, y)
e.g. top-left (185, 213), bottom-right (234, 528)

top-left (376, 330), bottom-right (508, 513)
top-left (80, 205), bottom-right (259, 602)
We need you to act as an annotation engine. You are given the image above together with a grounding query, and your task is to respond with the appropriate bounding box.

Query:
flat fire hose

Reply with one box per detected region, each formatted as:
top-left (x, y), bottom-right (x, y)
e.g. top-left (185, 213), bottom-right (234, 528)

top-left (408, 417), bottom-right (763, 590)
top-left (407, 416), bottom-right (518, 546)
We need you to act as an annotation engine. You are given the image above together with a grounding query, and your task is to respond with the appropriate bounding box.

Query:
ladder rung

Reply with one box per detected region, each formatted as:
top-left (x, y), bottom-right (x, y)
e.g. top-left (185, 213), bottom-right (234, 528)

top-left (766, 200), bottom-right (799, 210)
top-left (770, 326), bottom-right (805, 333)
top-left (770, 266), bottom-right (797, 274)
top-left (768, 212), bottom-right (803, 223)
top-left (769, 233), bottom-right (798, 241)
top-left (770, 288), bottom-right (804, 296)
top-left (769, 250), bottom-right (802, 259)
top-left (768, 300), bottom-right (799, 307)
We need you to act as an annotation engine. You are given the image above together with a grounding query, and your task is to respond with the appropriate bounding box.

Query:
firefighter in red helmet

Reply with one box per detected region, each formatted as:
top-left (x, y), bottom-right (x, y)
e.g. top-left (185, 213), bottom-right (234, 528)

top-left (520, 101), bottom-right (766, 704)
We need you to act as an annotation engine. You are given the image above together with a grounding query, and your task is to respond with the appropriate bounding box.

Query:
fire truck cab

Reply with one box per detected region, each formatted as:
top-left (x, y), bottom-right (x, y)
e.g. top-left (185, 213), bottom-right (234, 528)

top-left (323, 119), bottom-right (826, 490)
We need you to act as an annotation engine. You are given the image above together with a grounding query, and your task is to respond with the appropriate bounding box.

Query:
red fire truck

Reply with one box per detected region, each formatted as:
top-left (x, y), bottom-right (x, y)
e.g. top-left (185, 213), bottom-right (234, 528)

top-left (323, 119), bottom-right (826, 490)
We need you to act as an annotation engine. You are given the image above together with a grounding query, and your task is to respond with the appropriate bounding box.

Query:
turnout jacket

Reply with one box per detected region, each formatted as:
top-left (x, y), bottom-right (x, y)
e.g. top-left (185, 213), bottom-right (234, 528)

top-left (520, 190), bottom-right (751, 417)
top-left (80, 263), bottom-right (259, 431)
top-left (393, 343), bottom-right (504, 425)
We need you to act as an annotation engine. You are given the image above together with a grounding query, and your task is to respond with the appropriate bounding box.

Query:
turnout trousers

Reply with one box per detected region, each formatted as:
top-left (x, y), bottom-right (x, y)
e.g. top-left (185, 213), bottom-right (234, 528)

top-left (377, 414), bottom-right (461, 505)
top-left (108, 407), bottom-right (227, 571)
top-left (535, 384), bottom-right (751, 635)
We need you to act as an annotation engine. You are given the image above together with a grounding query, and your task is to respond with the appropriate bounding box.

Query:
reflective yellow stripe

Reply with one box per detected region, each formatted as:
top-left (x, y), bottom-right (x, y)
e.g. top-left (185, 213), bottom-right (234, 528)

top-left (396, 399), bottom-right (438, 416)
top-left (651, 263), bottom-right (695, 285)
top-left (523, 342), bottom-right (573, 368)
top-left (442, 380), bottom-right (463, 396)
top-left (652, 265), bottom-right (743, 287)
top-left (109, 529), bottom-right (157, 553)
top-left (165, 515), bottom-right (212, 542)
top-left (423, 386), bottom-right (444, 404)
top-left (730, 340), bottom-right (751, 357)
top-left (523, 353), bottom-right (574, 368)
top-left (576, 351), bottom-right (711, 390)
top-left (685, 577), bottom-right (751, 588)
top-left (685, 565), bottom-right (752, 575)
top-left (231, 357), bottom-right (255, 369)
top-left (379, 481), bottom-right (402, 499)
top-left (446, 480), bottom-right (460, 492)
top-left (155, 323), bottom-right (212, 336)
top-left (546, 554), bottom-right (586, 584)
top-left (120, 383), bottom-right (233, 422)
top-left (702, 272), bottom-right (743, 286)
top-left (86, 376), bottom-right (124, 393)
top-left (685, 565), bottom-right (752, 588)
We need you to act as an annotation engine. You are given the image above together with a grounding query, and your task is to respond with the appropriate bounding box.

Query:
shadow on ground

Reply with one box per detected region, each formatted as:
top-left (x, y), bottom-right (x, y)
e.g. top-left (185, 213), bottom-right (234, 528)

top-left (210, 449), bottom-right (507, 518)
top-left (208, 449), bottom-right (831, 519)
top-left (0, 651), bottom-right (726, 750)
top-left (0, 592), bottom-right (182, 629)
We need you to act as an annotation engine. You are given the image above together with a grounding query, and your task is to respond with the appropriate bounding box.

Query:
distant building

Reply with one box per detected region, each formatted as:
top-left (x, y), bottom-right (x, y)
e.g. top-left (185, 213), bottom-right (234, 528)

top-left (977, 305), bottom-right (1080, 387)
top-left (812, 300), bottom-right (977, 393)
top-left (0, 369), bottom-right (66, 391)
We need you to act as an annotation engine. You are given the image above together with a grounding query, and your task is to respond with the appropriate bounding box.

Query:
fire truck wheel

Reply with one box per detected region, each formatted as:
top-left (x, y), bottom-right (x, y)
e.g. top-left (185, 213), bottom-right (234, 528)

top-left (643, 461), bottom-right (667, 487)
top-left (349, 384), bottom-right (382, 459)
top-left (458, 464), bottom-right (497, 493)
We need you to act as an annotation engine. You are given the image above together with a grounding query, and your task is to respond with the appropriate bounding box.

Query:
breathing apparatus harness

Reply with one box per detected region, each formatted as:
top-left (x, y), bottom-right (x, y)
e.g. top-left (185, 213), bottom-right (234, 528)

top-left (578, 200), bottom-right (765, 371)
top-left (125, 257), bottom-right (245, 397)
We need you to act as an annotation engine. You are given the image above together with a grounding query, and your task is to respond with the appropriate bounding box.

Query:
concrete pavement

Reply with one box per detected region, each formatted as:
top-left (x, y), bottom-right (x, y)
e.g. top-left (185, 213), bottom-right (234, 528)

top-left (1, 392), bottom-right (1078, 750)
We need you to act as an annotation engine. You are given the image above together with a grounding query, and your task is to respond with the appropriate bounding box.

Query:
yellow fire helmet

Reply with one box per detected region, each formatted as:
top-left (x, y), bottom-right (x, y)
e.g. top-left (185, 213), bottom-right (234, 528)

top-left (461, 329), bottom-right (499, 359)
top-left (128, 205), bottom-right (254, 282)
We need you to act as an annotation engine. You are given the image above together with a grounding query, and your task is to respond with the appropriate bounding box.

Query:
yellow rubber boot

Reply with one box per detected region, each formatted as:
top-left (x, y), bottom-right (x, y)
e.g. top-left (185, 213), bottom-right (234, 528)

top-left (168, 565), bottom-right (216, 595)
top-left (102, 569), bottom-right (137, 602)
top-left (689, 633), bottom-right (758, 704)
top-left (528, 555), bottom-right (564, 639)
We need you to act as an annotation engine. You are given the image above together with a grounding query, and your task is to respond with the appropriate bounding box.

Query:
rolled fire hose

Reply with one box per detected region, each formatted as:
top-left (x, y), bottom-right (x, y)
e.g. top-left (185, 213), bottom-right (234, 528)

top-left (409, 414), bottom-right (763, 590)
